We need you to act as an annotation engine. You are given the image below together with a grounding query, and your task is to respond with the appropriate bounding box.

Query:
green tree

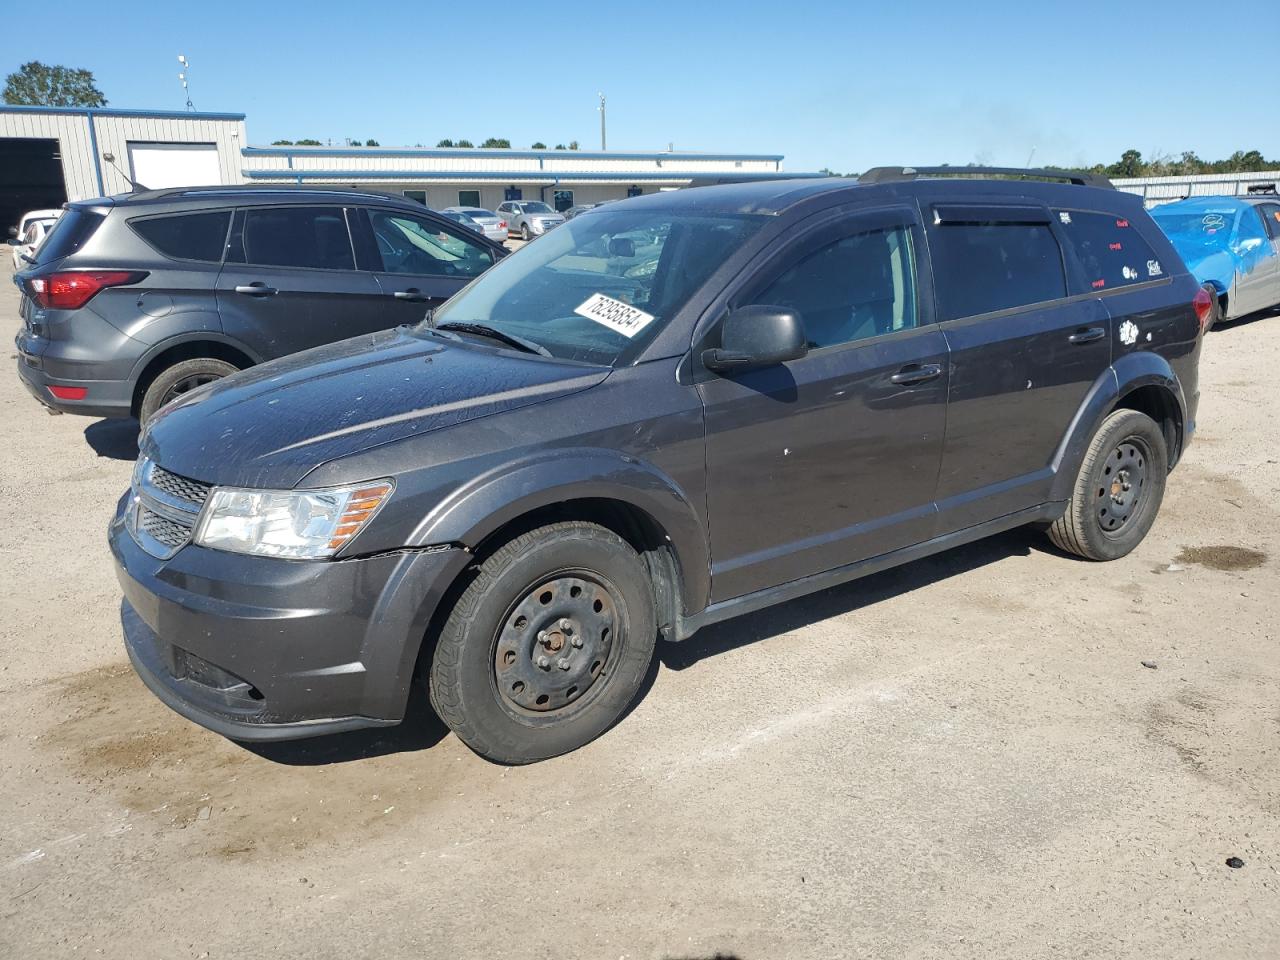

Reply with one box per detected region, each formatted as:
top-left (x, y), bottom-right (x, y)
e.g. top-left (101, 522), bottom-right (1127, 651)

top-left (480, 137), bottom-right (511, 148)
top-left (568, 140), bottom-right (580, 151)
top-left (365, 138), bottom-right (380, 147)
top-left (3, 61), bottom-right (106, 107)
top-left (554, 143), bottom-right (567, 150)
top-left (436, 138), bottom-right (455, 148)
top-left (271, 139), bottom-right (294, 146)
top-left (456, 139), bottom-right (474, 148)
top-left (531, 141), bottom-right (547, 149)
top-left (1107, 149), bottom-right (1144, 178)
top-left (295, 139), bottom-right (322, 146)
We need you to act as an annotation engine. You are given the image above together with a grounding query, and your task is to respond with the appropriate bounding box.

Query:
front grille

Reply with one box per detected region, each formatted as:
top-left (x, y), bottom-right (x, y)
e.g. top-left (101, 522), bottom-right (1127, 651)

top-left (148, 465), bottom-right (211, 507)
top-left (139, 507), bottom-right (191, 548)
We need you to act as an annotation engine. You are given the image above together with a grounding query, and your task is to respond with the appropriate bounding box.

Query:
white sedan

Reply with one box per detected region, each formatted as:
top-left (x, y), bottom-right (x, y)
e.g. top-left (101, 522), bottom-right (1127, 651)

top-left (10, 215), bottom-right (58, 270)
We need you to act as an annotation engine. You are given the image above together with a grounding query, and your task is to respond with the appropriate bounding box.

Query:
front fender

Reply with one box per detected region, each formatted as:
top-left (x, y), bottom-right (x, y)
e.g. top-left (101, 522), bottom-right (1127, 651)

top-left (409, 448), bottom-right (711, 616)
top-left (1048, 352), bottom-right (1186, 502)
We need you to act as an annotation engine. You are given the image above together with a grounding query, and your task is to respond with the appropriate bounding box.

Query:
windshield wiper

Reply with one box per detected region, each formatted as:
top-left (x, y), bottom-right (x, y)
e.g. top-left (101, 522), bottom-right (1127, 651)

top-left (434, 321), bottom-right (552, 358)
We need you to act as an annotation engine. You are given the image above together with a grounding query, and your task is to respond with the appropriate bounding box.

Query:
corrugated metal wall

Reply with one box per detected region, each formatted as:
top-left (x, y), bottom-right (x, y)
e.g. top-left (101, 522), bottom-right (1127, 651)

top-left (1113, 169), bottom-right (1280, 206)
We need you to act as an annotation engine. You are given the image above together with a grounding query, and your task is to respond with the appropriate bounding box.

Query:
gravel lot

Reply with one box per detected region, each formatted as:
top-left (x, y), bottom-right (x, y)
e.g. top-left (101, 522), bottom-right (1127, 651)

top-left (2, 261), bottom-right (1278, 959)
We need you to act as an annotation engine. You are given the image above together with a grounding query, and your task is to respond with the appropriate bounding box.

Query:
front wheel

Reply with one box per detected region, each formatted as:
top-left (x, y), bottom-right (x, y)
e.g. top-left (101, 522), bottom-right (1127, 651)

top-left (521, 223), bottom-right (532, 242)
top-left (1047, 408), bottom-right (1168, 561)
top-left (428, 521), bottom-right (656, 763)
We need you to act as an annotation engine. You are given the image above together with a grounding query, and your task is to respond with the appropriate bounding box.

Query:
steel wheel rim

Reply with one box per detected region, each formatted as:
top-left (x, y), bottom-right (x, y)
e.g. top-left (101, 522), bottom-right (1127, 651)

top-left (161, 372), bottom-right (222, 407)
top-left (1096, 436), bottom-right (1150, 534)
top-left (492, 570), bottom-right (621, 716)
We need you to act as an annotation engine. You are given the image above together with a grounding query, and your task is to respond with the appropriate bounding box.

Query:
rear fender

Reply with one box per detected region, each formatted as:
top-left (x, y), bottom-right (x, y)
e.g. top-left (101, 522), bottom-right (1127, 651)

top-left (408, 449), bottom-right (711, 616)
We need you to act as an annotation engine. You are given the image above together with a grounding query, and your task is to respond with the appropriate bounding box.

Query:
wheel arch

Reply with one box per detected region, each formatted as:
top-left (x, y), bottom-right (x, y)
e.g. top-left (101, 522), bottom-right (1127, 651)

top-left (128, 335), bottom-right (260, 417)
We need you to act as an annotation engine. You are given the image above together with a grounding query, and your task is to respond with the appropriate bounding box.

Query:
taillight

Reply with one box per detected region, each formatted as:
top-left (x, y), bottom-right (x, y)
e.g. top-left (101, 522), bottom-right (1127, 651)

top-left (499, 220), bottom-right (507, 229)
top-left (25, 270), bottom-right (147, 310)
top-left (1192, 286), bottom-right (1214, 332)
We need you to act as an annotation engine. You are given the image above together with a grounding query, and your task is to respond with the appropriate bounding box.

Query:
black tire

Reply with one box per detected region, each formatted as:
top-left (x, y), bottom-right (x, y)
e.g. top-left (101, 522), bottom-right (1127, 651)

top-left (139, 358), bottom-right (238, 423)
top-left (1202, 283), bottom-right (1222, 331)
top-left (521, 223), bottom-right (532, 242)
top-left (1047, 409), bottom-right (1168, 561)
top-left (428, 521), bottom-right (656, 763)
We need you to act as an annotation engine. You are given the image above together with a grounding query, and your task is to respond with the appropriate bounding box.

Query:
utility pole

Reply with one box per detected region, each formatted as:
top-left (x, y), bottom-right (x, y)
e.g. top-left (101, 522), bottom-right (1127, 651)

top-left (177, 55), bottom-right (194, 112)
top-left (598, 92), bottom-right (606, 151)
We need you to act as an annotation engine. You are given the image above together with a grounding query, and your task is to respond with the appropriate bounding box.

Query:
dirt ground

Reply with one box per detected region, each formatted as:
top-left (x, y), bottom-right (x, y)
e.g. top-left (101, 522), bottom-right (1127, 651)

top-left (1, 262), bottom-right (1277, 960)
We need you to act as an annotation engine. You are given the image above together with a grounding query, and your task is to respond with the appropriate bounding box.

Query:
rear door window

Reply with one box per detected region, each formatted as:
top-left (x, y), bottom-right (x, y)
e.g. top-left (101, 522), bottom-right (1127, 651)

top-left (929, 215), bottom-right (1066, 320)
top-left (130, 211), bottom-right (231, 262)
top-left (233, 206), bottom-right (355, 270)
top-left (1053, 209), bottom-right (1163, 290)
top-left (33, 208), bottom-right (104, 264)
top-left (368, 210), bottom-right (495, 278)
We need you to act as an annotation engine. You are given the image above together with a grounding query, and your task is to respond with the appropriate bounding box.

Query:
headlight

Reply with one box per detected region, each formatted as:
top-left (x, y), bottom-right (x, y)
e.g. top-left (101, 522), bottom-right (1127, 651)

top-left (193, 480), bottom-right (393, 559)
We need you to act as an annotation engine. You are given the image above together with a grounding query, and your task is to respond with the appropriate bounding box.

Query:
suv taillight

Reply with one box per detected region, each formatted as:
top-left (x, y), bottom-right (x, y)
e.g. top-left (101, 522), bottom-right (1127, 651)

top-left (26, 270), bottom-right (148, 310)
top-left (1192, 286), bottom-right (1214, 332)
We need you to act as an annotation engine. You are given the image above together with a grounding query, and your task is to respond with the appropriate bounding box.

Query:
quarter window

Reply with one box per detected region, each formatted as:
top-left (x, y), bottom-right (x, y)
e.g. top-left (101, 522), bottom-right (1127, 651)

top-left (931, 221), bottom-right (1066, 320)
top-left (1054, 210), bottom-right (1162, 290)
top-left (237, 207), bottom-right (354, 270)
top-left (369, 211), bottom-right (494, 278)
top-left (130, 211), bottom-right (231, 262)
top-left (750, 226), bottom-right (917, 350)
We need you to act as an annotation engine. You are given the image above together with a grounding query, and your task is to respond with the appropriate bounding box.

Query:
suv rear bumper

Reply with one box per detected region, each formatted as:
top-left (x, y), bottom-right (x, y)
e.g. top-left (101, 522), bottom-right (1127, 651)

top-left (109, 494), bottom-right (471, 742)
top-left (15, 330), bottom-right (134, 418)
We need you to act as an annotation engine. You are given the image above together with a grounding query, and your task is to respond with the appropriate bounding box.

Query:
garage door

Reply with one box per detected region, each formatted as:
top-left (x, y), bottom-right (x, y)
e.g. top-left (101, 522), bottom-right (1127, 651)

top-left (127, 142), bottom-right (222, 189)
top-left (0, 138), bottom-right (66, 236)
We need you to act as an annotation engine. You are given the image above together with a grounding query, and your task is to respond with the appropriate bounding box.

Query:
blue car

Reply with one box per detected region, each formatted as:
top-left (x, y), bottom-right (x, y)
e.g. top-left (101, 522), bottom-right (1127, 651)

top-left (1150, 195), bottom-right (1280, 327)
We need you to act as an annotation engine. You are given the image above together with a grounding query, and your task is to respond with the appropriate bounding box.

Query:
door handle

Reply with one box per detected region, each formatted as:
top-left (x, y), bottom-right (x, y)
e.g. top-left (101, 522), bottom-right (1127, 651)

top-left (889, 362), bottom-right (943, 385)
top-left (392, 289), bottom-right (429, 301)
top-left (234, 283), bottom-right (277, 297)
top-left (1068, 326), bottom-right (1105, 344)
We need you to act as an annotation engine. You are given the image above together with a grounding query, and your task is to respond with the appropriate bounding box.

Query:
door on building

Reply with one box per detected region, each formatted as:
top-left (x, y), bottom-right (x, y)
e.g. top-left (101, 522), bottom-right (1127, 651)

top-left (127, 142), bottom-right (220, 189)
top-left (0, 138), bottom-right (66, 237)
top-left (553, 190), bottom-right (573, 212)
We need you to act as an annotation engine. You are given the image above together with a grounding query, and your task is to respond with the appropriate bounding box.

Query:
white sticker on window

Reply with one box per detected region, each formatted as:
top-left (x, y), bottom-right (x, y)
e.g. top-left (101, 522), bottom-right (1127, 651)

top-left (574, 292), bottom-right (655, 338)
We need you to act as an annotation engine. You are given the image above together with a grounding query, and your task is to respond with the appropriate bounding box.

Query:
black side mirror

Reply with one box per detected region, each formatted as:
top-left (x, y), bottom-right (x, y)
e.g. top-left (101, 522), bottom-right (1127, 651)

top-left (7, 226), bottom-right (17, 239)
top-left (607, 236), bottom-right (636, 258)
top-left (702, 304), bottom-right (808, 372)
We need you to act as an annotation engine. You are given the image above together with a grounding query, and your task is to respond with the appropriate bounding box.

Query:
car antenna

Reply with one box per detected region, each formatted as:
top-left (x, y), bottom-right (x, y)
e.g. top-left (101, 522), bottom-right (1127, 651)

top-left (101, 152), bottom-right (149, 193)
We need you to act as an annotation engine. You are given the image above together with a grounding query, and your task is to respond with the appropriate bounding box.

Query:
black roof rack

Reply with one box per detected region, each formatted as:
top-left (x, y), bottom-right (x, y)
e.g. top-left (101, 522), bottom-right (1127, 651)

top-left (858, 166), bottom-right (1114, 190)
top-left (121, 184), bottom-right (405, 204)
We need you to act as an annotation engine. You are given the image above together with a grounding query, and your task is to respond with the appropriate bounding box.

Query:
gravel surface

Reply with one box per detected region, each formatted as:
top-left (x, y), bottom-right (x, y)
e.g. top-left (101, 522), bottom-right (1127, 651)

top-left (2, 264), bottom-right (1278, 959)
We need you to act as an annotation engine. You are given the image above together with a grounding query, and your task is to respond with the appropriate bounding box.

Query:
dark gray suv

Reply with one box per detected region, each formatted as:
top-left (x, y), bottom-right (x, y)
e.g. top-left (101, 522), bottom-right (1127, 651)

top-left (15, 187), bottom-right (506, 421)
top-left (109, 168), bottom-right (1206, 764)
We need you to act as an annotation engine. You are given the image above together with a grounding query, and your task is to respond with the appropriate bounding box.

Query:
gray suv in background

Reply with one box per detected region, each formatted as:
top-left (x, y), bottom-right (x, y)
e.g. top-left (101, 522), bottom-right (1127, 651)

top-left (15, 186), bottom-right (506, 422)
top-left (496, 200), bottom-right (565, 240)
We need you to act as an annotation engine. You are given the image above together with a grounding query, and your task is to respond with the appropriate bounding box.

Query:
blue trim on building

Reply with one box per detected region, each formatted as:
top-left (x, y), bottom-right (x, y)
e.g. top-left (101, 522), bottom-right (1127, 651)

top-left (243, 169), bottom-right (823, 183)
top-left (0, 105), bottom-right (246, 121)
top-left (242, 145), bottom-right (784, 163)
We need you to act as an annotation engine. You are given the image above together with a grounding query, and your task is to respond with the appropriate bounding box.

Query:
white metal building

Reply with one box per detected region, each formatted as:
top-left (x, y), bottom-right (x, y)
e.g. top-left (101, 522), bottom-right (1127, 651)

top-left (1112, 169), bottom-right (1280, 207)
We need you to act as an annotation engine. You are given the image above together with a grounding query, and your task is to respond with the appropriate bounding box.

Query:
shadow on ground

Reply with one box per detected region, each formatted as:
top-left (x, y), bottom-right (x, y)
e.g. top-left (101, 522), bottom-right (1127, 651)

top-left (84, 418), bottom-right (140, 460)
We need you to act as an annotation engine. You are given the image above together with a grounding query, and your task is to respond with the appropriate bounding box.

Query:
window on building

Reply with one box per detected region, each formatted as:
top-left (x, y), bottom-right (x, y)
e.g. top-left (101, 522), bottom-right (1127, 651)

top-left (747, 226), bottom-right (917, 350)
top-left (503, 187), bottom-right (523, 202)
top-left (553, 190), bottom-right (574, 212)
top-left (458, 190), bottom-right (482, 208)
top-left (627, 186), bottom-right (643, 198)
top-left (368, 210), bottom-right (494, 278)
top-left (237, 207), bottom-right (354, 270)
top-left (930, 221), bottom-right (1066, 320)
top-left (1053, 210), bottom-right (1162, 289)
top-left (130, 211), bottom-right (231, 262)
top-left (403, 190), bottom-right (428, 206)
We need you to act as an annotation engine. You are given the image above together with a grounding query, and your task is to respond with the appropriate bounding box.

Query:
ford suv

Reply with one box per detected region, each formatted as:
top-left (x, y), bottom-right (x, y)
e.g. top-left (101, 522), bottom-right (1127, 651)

top-left (109, 167), bottom-right (1206, 763)
top-left (15, 186), bottom-right (506, 422)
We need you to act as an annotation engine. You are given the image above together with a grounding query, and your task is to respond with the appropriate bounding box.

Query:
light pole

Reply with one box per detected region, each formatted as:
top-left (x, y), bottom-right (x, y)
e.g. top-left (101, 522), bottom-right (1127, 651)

top-left (177, 55), bottom-right (194, 112)
top-left (598, 92), bottom-right (606, 151)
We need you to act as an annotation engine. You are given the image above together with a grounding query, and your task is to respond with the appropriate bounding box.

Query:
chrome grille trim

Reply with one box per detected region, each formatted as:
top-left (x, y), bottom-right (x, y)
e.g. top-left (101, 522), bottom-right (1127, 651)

top-left (126, 458), bottom-right (211, 559)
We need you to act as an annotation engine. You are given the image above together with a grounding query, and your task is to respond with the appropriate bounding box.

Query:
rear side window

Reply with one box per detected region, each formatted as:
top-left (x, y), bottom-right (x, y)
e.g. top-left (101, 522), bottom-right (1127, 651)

top-left (33, 208), bottom-right (104, 264)
top-left (929, 221), bottom-right (1066, 320)
top-left (1053, 210), bottom-right (1163, 290)
top-left (130, 211), bottom-right (231, 262)
top-left (235, 207), bottom-right (354, 270)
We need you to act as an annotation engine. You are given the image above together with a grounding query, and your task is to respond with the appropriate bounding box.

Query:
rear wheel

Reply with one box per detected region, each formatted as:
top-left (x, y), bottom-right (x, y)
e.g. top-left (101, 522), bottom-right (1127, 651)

top-left (1202, 283), bottom-right (1223, 331)
top-left (521, 223), bottom-right (532, 242)
top-left (428, 521), bottom-right (657, 763)
top-left (139, 358), bottom-right (238, 423)
top-left (1047, 409), bottom-right (1167, 560)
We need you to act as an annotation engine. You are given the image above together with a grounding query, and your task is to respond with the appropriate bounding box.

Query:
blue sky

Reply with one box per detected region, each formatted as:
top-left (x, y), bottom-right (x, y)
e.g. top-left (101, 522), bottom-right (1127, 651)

top-left (4, 0), bottom-right (1275, 173)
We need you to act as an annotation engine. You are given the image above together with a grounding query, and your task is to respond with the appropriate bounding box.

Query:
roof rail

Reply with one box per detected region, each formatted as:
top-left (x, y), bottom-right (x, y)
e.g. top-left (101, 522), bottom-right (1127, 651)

top-left (122, 184), bottom-right (405, 203)
top-left (858, 166), bottom-right (1115, 189)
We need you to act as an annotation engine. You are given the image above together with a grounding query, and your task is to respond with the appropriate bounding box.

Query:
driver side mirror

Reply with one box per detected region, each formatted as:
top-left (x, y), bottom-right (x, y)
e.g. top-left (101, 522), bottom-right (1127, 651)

top-left (702, 304), bottom-right (808, 372)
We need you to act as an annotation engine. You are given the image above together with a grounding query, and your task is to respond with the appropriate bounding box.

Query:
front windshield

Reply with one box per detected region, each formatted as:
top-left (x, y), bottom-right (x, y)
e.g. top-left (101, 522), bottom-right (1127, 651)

top-left (521, 202), bottom-right (555, 215)
top-left (427, 208), bottom-right (766, 364)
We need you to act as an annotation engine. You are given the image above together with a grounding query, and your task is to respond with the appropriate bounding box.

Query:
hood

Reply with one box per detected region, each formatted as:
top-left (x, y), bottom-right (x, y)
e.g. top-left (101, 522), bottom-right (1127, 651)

top-left (143, 327), bottom-right (608, 489)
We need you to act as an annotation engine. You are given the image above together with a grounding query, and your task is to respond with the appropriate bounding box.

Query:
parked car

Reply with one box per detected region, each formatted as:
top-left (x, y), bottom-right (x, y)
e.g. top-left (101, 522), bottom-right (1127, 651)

top-left (1150, 195), bottom-right (1280, 327)
top-left (563, 200), bottom-right (617, 220)
top-left (8, 207), bottom-right (61, 245)
top-left (111, 167), bottom-right (1204, 764)
top-left (496, 200), bottom-right (566, 240)
top-left (437, 209), bottom-right (487, 235)
top-left (441, 206), bottom-right (508, 244)
top-left (10, 216), bottom-right (57, 270)
top-left (15, 186), bottom-right (506, 422)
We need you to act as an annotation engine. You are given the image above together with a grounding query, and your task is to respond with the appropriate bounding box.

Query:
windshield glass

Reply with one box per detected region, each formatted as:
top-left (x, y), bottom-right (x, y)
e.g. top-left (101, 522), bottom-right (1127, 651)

top-left (521, 202), bottom-right (555, 214)
top-left (426, 208), bottom-right (765, 364)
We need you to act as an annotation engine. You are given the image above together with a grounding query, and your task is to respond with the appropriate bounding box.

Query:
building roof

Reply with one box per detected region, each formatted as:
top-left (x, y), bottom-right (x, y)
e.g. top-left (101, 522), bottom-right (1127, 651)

top-left (0, 104), bottom-right (246, 121)
top-left (241, 145), bottom-right (784, 163)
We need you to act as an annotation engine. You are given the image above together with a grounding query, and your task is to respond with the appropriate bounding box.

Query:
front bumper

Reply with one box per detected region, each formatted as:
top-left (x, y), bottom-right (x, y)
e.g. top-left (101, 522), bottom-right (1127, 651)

top-left (109, 496), bottom-right (470, 741)
top-left (15, 330), bottom-right (134, 418)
